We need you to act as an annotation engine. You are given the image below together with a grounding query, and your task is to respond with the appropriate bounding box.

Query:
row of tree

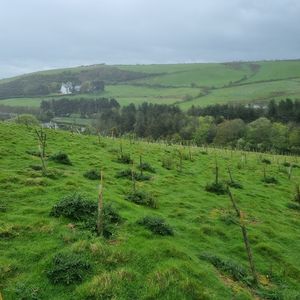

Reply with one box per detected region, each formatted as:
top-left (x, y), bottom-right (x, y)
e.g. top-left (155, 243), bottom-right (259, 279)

top-left (89, 101), bottom-right (300, 154)
top-left (40, 97), bottom-right (120, 120)
top-left (187, 99), bottom-right (300, 123)
top-left (7, 97), bottom-right (299, 154)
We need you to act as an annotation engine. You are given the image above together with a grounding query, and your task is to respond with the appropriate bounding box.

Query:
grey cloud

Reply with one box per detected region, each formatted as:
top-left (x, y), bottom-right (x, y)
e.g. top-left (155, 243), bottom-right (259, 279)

top-left (0, 0), bottom-right (299, 78)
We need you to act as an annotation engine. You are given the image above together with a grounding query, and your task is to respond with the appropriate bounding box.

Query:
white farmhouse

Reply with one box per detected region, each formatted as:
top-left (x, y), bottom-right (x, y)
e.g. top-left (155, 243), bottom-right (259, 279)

top-left (60, 82), bottom-right (73, 94)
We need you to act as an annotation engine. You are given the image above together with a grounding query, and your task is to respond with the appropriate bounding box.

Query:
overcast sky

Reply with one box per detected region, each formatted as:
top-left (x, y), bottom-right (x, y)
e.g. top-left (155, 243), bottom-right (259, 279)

top-left (1, 0), bottom-right (299, 78)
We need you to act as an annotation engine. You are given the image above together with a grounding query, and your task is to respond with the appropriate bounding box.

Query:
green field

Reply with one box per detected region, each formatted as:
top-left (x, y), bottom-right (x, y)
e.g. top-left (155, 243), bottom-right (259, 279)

top-left (1, 60), bottom-right (300, 110)
top-left (1, 123), bottom-right (300, 299)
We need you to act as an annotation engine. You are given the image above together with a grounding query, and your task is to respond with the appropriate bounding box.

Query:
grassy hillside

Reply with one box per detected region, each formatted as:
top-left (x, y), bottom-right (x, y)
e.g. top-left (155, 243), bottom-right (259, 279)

top-left (1, 60), bottom-right (300, 110)
top-left (0, 123), bottom-right (300, 299)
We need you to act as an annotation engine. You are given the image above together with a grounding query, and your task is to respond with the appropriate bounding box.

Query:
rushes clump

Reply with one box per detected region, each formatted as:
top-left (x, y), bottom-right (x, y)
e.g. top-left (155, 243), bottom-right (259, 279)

top-left (50, 152), bottom-right (72, 165)
top-left (50, 193), bottom-right (96, 221)
top-left (138, 162), bottom-right (156, 173)
top-left (205, 163), bottom-right (227, 195)
top-left (116, 169), bottom-right (151, 181)
top-left (162, 156), bottom-right (174, 170)
top-left (47, 252), bottom-right (91, 285)
top-left (83, 169), bottom-right (101, 180)
top-left (200, 253), bottom-right (251, 285)
top-left (261, 158), bottom-right (271, 165)
top-left (138, 216), bottom-right (173, 236)
top-left (287, 184), bottom-right (300, 211)
top-left (50, 193), bottom-right (122, 237)
top-left (126, 190), bottom-right (158, 208)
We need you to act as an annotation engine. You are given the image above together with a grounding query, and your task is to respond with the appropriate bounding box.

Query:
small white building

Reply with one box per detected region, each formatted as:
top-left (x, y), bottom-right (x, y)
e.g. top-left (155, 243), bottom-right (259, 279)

top-left (60, 82), bottom-right (73, 94)
top-left (74, 85), bottom-right (81, 92)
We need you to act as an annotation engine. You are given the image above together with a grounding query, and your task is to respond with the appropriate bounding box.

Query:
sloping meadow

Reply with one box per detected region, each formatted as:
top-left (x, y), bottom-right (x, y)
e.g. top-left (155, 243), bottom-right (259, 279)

top-left (0, 123), bottom-right (299, 299)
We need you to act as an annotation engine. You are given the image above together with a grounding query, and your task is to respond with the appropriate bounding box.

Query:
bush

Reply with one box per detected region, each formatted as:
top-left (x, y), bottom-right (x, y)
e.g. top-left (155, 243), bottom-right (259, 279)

top-left (200, 253), bottom-right (251, 285)
top-left (262, 158), bottom-right (271, 164)
top-left (117, 154), bottom-right (133, 164)
top-left (162, 157), bottom-right (174, 170)
top-left (205, 182), bottom-right (227, 195)
top-left (227, 180), bottom-right (243, 189)
top-left (287, 202), bottom-right (300, 211)
top-left (15, 282), bottom-right (42, 300)
top-left (126, 190), bottom-right (158, 208)
top-left (26, 149), bottom-right (41, 157)
top-left (138, 216), bottom-right (173, 236)
top-left (138, 162), bottom-right (156, 173)
top-left (50, 152), bottom-right (72, 165)
top-left (282, 162), bottom-right (290, 167)
top-left (29, 164), bottom-right (43, 171)
top-left (50, 194), bottom-right (122, 238)
top-left (83, 169), bottom-right (101, 180)
top-left (50, 193), bottom-right (97, 221)
top-left (47, 252), bottom-right (91, 285)
top-left (0, 200), bottom-right (7, 212)
top-left (262, 177), bottom-right (278, 184)
top-left (116, 169), bottom-right (151, 181)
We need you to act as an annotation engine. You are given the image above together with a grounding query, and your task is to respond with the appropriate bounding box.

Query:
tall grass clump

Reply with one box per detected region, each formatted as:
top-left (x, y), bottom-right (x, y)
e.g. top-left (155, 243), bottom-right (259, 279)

top-left (261, 166), bottom-right (278, 184)
top-left (47, 252), bottom-right (91, 285)
top-left (50, 152), bottom-right (72, 165)
top-left (287, 184), bottom-right (300, 210)
top-left (50, 193), bottom-right (122, 237)
top-left (138, 216), bottom-right (173, 235)
top-left (83, 169), bottom-right (101, 180)
top-left (205, 163), bottom-right (226, 195)
top-left (126, 190), bottom-right (158, 208)
top-left (200, 253), bottom-right (251, 285)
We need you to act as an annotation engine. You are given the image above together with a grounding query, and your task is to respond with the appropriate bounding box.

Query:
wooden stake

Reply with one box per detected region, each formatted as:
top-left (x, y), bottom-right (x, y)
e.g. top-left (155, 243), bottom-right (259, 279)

top-left (227, 187), bottom-right (258, 285)
top-left (227, 166), bottom-right (233, 183)
top-left (131, 162), bottom-right (136, 192)
top-left (97, 171), bottom-right (104, 236)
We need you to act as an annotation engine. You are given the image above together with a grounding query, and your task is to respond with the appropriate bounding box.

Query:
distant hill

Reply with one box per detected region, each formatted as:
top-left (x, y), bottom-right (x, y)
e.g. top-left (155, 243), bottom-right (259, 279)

top-left (1, 59), bottom-right (300, 108)
top-left (0, 64), bottom-right (155, 98)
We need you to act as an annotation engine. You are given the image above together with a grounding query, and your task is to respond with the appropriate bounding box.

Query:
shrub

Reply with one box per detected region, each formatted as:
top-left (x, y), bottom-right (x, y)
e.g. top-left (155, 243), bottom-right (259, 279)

top-left (50, 193), bottom-right (97, 221)
top-left (116, 169), bottom-right (151, 181)
top-left (29, 164), bottom-right (43, 171)
top-left (126, 190), bottom-right (158, 208)
top-left (262, 158), bottom-right (271, 164)
top-left (262, 177), bottom-right (278, 184)
top-left (282, 162), bottom-right (290, 167)
top-left (50, 152), bottom-right (72, 165)
top-left (15, 282), bottom-right (42, 300)
top-left (227, 180), bottom-right (243, 189)
top-left (117, 154), bottom-right (133, 164)
top-left (50, 194), bottom-right (122, 238)
top-left (138, 162), bottom-right (156, 173)
top-left (138, 216), bottom-right (173, 236)
top-left (200, 253), bottom-right (251, 285)
top-left (162, 157), bottom-right (174, 170)
top-left (0, 199), bottom-right (7, 212)
top-left (47, 252), bottom-right (91, 285)
top-left (287, 202), bottom-right (300, 211)
top-left (26, 149), bottom-right (41, 157)
top-left (83, 169), bottom-right (101, 180)
top-left (205, 182), bottom-right (227, 195)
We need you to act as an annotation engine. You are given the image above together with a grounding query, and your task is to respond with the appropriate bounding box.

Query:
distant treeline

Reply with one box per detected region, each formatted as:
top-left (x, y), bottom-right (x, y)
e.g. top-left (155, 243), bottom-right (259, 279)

top-left (2, 96), bottom-right (299, 154)
top-left (38, 97), bottom-right (300, 153)
top-left (187, 99), bottom-right (300, 123)
top-left (40, 98), bottom-right (120, 119)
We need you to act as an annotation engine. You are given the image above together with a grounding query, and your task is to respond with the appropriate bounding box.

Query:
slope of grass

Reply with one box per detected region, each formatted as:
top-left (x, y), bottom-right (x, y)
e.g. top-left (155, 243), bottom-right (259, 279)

top-left (122, 63), bottom-right (253, 88)
top-left (0, 123), bottom-right (300, 299)
top-left (179, 78), bottom-right (300, 109)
